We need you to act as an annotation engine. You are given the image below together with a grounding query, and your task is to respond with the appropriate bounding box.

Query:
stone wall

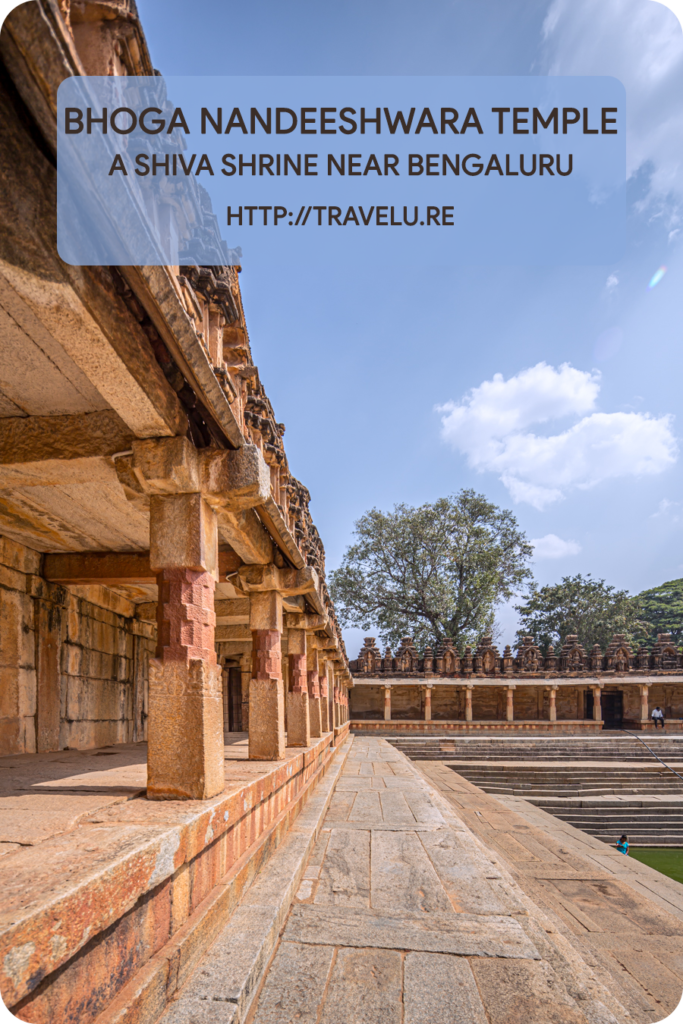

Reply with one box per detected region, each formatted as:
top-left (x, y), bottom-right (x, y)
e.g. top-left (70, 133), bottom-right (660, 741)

top-left (0, 535), bottom-right (155, 755)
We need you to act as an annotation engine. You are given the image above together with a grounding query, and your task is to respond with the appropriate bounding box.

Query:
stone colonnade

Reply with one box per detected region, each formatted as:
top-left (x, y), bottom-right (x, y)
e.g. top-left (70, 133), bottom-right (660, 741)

top-left (122, 438), bottom-right (350, 800)
top-left (365, 680), bottom-right (664, 726)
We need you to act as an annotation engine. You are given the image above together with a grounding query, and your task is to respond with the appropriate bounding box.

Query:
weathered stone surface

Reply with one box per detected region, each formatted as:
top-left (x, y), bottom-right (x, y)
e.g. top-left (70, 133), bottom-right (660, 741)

top-left (370, 830), bottom-right (453, 914)
top-left (150, 494), bottom-right (218, 577)
top-left (319, 948), bottom-right (403, 1024)
top-left (147, 658), bottom-right (224, 800)
top-left (314, 829), bottom-right (370, 907)
top-left (403, 952), bottom-right (488, 1024)
top-left (284, 904), bottom-right (540, 958)
top-left (251, 942), bottom-right (333, 1024)
top-left (469, 958), bottom-right (588, 1024)
top-left (418, 830), bottom-right (514, 914)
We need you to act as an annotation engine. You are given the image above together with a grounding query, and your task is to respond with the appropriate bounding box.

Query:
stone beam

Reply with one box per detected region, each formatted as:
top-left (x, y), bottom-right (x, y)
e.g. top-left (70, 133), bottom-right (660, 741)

top-left (43, 548), bottom-right (241, 584)
top-left (0, 410), bottom-right (134, 468)
top-left (217, 507), bottom-right (273, 565)
top-left (238, 564), bottom-right (324, 613)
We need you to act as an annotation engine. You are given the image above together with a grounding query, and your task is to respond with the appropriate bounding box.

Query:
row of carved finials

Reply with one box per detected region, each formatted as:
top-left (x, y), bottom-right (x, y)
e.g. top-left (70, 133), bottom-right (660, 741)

top-left (350, 634), bottom-right (683, 676)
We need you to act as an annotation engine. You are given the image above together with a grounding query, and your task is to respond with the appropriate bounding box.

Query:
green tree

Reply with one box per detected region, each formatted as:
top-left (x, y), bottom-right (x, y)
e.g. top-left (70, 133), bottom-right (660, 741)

top-left (635, 579), bottom-right (683, 645)
top-left (329, 490), bottom-right (533, 652)
top-left (514, 574), bottom-right (649, 653)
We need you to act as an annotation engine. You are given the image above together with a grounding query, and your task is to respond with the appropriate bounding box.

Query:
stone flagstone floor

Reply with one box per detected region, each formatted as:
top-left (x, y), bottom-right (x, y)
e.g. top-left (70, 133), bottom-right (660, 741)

top-left (160, 737), bottom-right (683, 1024)
top-left (244, 738), bottom-right (653, 1024)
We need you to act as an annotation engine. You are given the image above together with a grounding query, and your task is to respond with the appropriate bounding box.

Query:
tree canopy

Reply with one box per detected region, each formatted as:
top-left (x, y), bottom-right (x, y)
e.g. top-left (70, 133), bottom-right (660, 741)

top-left (329, 490), bottom-right (533, 652)
top-left (635, 578), bottom-right (683, 645)
top-left (514, 573), bottom-right (649, 653)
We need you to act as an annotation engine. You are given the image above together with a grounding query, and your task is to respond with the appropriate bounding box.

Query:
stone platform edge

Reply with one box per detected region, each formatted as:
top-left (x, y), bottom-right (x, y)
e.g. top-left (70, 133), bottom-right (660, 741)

top-left (94, 733), bottom-right (352, 1024)
top-left (3, 733), bottom-right (344, 1024)
top-left (350, 719), bottom-right (605, 734)
top-left (157, 736), bottom-right (354, 1024)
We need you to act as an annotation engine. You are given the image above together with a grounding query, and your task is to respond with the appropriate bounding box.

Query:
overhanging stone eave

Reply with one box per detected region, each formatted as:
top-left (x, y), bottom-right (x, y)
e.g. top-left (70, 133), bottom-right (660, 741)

top-left (121, 265), bottom-right (245, 449)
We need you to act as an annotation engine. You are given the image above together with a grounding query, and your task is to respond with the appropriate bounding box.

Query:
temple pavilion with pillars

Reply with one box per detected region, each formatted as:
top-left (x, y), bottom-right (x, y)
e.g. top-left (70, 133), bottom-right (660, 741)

top-left (349, 633), bottom-right (683, 732)
top-left (0, 3), bottom-right (350, 1020)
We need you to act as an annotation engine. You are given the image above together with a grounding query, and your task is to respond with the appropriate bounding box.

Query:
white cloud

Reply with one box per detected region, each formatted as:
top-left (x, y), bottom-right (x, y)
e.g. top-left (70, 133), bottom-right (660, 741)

top-left (531, 534), bottom-right (582, 558)
top-left (605, 273), bottom-right (619, 293)
top-left (539, 0), bottom-right (683, 224)
top-left (437, 362), bottom-right (677, 510)
top-left (652, 497), bottom-right (681, 522)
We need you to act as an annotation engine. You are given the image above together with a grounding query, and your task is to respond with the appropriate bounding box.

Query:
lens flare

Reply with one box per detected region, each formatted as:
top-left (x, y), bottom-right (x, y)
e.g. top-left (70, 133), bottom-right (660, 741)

top-left (648, 266), bottom-right (667, 289)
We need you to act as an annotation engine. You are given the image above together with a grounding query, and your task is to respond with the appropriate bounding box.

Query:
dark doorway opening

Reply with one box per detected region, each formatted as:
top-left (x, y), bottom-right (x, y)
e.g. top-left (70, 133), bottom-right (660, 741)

top-left (584, 690), bottom-right (594, 720)
top-left (602, 691), bottom-right (623, 730)
top-left (223, 665), bottom-right (243, 736)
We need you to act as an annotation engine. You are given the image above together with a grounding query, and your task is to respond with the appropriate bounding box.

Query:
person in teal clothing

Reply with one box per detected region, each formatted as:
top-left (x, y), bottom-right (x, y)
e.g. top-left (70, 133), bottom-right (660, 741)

top-left (617, 835), bottom-right (629, 855)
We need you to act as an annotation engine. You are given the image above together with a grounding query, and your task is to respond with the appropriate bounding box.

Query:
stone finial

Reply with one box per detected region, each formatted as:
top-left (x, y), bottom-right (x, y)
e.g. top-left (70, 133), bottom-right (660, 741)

top-left (544, 644), bottom-right (557, 671)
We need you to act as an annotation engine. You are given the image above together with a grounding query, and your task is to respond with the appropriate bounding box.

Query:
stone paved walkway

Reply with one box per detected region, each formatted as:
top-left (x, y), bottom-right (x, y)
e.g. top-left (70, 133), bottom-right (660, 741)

top-left (243, 738), bottom-right (636, 1024)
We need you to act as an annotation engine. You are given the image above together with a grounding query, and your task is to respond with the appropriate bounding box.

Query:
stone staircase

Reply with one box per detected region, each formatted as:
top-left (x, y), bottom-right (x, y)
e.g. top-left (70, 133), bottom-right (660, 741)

top-left (391, 735), bottom-right (683, 845)
top-left (387, 734), bottom-right (683, 762)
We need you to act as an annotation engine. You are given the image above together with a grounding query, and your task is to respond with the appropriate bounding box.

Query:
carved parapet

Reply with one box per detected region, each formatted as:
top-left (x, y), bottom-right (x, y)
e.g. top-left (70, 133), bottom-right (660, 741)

top-left (382, 646), bottom-right (395, 673)
top-left (435, 638), bottom-right (460, 675)
top-left (395, 636), bottom-right (419, 673)
top-left (358, 636), bottom-right (383, 674)
top-left (604, 633), bottom-right (633, 673)
top-left (559, 635), bottom-right (587, 673)
top-left (515, 636), bottom-right (543, 675)
top-left (652, 633), bottom-right (682, 670)
top-left (473, 635), bottom-right (501, 675)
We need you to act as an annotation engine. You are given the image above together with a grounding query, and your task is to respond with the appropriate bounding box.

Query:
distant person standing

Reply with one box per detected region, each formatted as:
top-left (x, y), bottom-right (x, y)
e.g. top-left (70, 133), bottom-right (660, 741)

top-left (651, 706), bottom-right (665, 729)
top-left (617, 835), bottom-right (629, 855)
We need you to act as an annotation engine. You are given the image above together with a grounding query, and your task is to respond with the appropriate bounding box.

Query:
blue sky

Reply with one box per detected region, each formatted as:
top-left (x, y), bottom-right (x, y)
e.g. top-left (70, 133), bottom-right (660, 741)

top-left (135, 0), bottom-right (683, 657)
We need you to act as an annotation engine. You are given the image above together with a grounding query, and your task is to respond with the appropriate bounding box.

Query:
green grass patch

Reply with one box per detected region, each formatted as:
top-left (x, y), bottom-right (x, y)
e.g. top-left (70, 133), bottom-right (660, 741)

top-left (629, 847), bottom-right (683, 884)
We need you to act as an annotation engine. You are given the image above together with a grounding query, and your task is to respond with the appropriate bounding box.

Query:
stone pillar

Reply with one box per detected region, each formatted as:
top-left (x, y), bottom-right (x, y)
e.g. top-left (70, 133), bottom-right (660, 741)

top-left (506, 685), bottom-right (515, 722)
top-left (384, 685), bottom-right (392, 721)
top-left (307, 639), bottom-right (322, 739)
top-left (424, 685), bottom-right (432, 722)
top-left (465, 685), bottom-right (473, 722)
top-left (148, 493), bottom-right (224, 800)
top-left (333, 683), bottom-right (339, 727)
top-left (639, 684), bottom-right (650, 724)
top-left (249, 589), bottom-right (286, 760)
top-left (286, 628), bottom-right (310, 747)
top-left (319, 661), bottom-right (331, 732)
top-left (549, 685), bottom-right (558, 723)
top-left (240, 653), bottom-right (251, 733)
top-left (592, 685), bottom-right (602, 722)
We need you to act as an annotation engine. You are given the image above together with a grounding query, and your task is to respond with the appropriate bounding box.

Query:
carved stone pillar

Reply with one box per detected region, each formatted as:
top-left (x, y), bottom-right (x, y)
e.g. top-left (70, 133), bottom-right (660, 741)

top-left (249, 589), bottom-right (285, 760)
top-left (424, 685), bottom-right (432, 722)
top-left (506, 685), bottom-right (515, 723)
top-left (548, 685), bottom-right (558, 723)
top-left (465, 685), bottom-right (473, 722)
top-left (319, 660), bottom-right (331, 732)
top-left (592, 685), bottom-right (602, 722)
top-left (308, 639), bottom-right (322, 739)
top-left (287, 627), bottom-right (310, 747)
top-left (384, 685), bottom-right (392, 721)
top-left (333, 684), bottom-right (340, 727)
top-left (148, 493), bottom-right (224, 800)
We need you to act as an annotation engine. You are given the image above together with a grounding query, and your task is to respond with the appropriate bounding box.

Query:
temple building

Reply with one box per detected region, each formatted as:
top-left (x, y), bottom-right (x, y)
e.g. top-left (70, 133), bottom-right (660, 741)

top-left (349, 633), bottom-right (683, 732)
top-left (0, 2), bottom-right (349, 1020)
